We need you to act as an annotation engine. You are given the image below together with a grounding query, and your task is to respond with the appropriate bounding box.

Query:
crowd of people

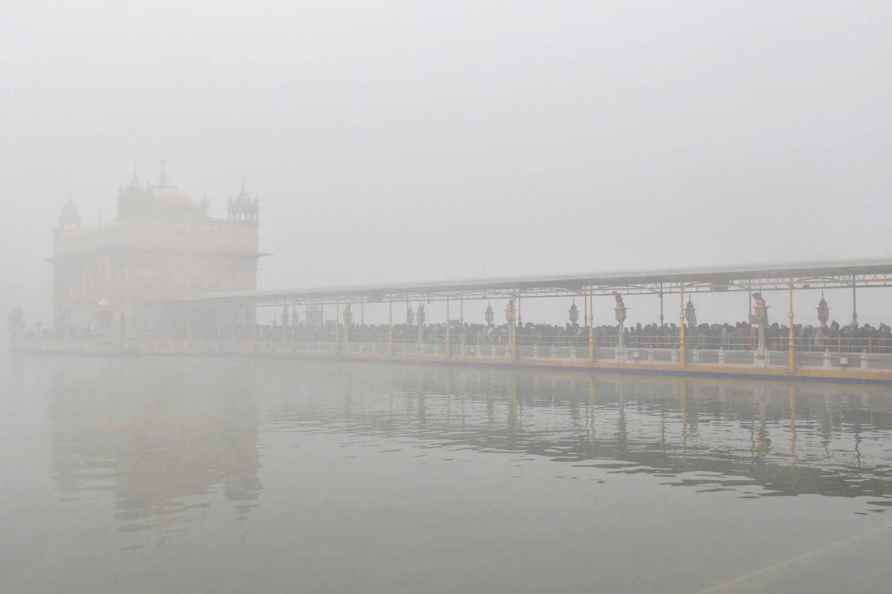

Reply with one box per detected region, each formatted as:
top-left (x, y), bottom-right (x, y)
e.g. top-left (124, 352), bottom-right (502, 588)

top-left (254, 318), bottom-right (892, 353)
top-left (12, 305), bottom-right (892, 354)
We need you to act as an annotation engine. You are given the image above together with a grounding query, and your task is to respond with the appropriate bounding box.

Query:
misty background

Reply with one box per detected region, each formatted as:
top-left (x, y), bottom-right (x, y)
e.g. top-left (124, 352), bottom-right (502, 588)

top-left (3, 1), bottom-right (891, 326)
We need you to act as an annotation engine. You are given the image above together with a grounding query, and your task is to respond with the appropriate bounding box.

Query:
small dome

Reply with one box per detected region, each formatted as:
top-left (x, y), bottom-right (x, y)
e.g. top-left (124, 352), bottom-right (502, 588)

top-left (59, 199), bottom-right (81, 229)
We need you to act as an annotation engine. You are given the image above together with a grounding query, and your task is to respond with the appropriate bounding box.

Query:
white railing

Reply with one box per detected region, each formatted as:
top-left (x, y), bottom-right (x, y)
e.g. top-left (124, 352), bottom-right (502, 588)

top-left (14, 334), bottom-right (892, 373)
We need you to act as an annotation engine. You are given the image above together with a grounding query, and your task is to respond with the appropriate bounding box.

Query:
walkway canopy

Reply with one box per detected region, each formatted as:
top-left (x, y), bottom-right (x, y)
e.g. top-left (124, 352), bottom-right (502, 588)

top-left (172, 258), bottom-right (892, 306)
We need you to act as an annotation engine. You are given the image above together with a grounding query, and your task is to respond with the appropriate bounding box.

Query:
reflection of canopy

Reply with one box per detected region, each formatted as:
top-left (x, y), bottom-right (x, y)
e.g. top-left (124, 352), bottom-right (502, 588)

top-left (264, 363), bottom-right (892, 502)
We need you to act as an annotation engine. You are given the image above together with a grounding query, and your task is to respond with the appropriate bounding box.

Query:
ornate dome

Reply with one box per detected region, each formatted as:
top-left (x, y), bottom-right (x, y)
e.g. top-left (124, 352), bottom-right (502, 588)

top-left (58, 199), bottom-right (81, 230)
top-left (227, 182), bottom-right (259, 222)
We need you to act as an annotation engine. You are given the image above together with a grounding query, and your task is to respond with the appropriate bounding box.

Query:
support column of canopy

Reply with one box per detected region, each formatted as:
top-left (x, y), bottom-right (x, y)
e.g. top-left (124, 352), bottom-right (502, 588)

top-left (513, 295), bottom-right (520, 361)
top-left (445, 298), bottom-right (451, 359)
top-left (788, 281), bottom-right (796, 373)
top-left (334, 303), bottom-right (341, 356)
top-left (388, 301), bottom-right (394, 356)
top-left (788, 384), bottom-right (798, 459)
top-left (679, 284), bottom-right (687, 368)
top-left (459, 296), bottom-right (465, 354)
top-left (586, 287), bottom-right (595, 361)
top-left (416, 303), bottom-right (425, 347)
top-left (659, 282), bottom-right (664, 328)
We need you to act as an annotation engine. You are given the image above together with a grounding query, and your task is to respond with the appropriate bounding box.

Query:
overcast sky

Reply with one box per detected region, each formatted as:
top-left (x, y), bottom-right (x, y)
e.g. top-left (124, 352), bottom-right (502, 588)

top-left (2, 1), bottom-right (891, 324)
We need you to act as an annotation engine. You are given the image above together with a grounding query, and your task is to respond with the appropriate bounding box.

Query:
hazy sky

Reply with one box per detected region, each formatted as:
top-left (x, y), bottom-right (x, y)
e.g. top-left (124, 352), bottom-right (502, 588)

top-left (3, 1), bottom-right (891, 324)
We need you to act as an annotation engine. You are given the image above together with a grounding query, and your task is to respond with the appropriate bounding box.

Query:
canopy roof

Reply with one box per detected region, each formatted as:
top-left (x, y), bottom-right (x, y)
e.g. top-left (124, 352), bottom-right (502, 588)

top-left (173, 257), bottom-right (892, 306)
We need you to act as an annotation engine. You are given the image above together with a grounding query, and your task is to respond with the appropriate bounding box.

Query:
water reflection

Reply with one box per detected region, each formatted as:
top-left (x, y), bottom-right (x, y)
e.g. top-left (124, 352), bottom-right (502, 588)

top-left (47, 358), bottom-right (892, 535)
top-left (263, 364), bottom-right (892, 509)
top-left (49, 359), bottom-right (262, 533)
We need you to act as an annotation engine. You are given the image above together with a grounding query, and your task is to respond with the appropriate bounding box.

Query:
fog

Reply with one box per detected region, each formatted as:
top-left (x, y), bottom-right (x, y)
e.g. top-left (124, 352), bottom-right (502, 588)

top-left (3, 0), bottom-right (892, 323)
top-left (6, 5), bottom-right (892, 593)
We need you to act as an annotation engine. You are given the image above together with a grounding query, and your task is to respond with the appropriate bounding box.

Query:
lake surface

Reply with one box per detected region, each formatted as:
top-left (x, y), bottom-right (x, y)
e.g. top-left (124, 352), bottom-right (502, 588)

top-left (2, 354), bottom-right (892, 594)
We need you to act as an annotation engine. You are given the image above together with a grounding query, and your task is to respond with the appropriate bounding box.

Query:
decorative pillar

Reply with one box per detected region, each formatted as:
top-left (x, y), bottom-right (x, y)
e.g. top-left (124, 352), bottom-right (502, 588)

top-left (505, 298), bottom-right (517, 361)
top-left (752, 292), bottom-right (768, 366)
top-left (685, 298), bottom-right (697, 360)
top-left (816, 293), bottom-right (829, 349)
top-left (679, 285), bottom-right (686, 368)
top-left (614, 292), bottom-right (627, 356)
top-left (569, 299), bottom-right (579, 327)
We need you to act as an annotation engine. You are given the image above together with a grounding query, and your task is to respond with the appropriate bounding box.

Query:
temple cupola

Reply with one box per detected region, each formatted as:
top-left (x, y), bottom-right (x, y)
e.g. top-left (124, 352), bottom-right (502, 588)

top-left (227, 180), bottom-right (260, 223)
top-left (58, 199), bottom-right (81, 231)
top-left (117, 161), bottom-right (208, 222)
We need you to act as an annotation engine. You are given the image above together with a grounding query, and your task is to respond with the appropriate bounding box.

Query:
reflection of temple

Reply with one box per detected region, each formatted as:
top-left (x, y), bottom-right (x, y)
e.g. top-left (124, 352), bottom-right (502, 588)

top-left (266, 363), bottom-right (892, 503)
top-left (49, 359), bottom-right (261, 528)
top-left (52, 164), bottom-right (260, 336)
top-left (45, 357), bottom-right (892, 524)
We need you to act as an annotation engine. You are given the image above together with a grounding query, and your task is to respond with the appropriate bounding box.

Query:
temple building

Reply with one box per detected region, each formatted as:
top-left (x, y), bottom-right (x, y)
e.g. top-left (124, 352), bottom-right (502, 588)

top-left (52, 163), bottom-right (261, 336)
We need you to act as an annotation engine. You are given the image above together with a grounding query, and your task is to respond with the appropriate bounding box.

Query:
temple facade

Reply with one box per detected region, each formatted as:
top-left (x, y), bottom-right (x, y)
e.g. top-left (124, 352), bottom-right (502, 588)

top-left (52, 164), bottom-right (260, 336)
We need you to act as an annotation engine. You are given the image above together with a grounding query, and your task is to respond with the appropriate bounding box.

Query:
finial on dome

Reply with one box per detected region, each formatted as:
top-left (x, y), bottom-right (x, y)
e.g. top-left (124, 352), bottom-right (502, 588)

top-left (159, 160), bottom-right (170, 188)
top-left (129, 163), bottom-right (140, 188)
top-left (59, 195), bottom-right (81, 230)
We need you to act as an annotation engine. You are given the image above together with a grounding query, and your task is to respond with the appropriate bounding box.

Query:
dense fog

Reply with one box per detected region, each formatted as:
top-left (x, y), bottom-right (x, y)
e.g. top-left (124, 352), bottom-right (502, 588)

top-left (4, 1), bottom-right (892, 323)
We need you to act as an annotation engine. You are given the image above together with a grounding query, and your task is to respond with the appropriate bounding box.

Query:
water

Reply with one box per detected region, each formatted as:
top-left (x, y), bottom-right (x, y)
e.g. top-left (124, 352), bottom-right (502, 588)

top-left (2, 354), bottom-right (892, 594)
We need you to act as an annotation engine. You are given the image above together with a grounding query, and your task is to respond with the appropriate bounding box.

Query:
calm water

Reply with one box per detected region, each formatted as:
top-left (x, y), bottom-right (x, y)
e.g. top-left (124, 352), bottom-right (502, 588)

top-left (2, 355), bottom-right (892, 594)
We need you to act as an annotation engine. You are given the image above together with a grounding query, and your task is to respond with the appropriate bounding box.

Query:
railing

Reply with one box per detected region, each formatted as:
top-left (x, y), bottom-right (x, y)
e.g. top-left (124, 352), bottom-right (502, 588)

top-left (15, 332), bottom-right (892, 374)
